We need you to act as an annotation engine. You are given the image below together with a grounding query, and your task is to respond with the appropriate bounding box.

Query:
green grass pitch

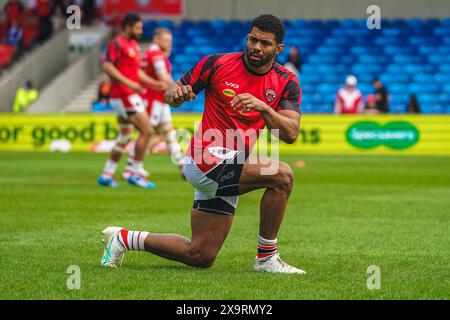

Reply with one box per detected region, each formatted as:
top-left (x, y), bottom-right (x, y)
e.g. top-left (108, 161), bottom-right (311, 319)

top-left (0, 152), bottom-right (449, 299)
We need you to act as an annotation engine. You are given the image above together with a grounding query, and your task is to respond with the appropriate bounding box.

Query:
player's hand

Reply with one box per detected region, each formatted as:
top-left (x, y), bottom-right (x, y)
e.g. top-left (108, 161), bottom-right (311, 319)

top-left (231, 93), bottom-right (268, 113)
top-left (173, 84), bottom-right (196, 103)
top-left (127, 81), bottom-right (146, 94)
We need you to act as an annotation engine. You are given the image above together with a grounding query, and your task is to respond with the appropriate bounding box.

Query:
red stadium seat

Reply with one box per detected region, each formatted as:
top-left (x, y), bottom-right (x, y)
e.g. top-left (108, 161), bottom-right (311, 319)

top-left (0, 19), bottom-right (7, 43)
top-left (20, 16), bottom-right (39, 48)
top-left (0, 45), bottom-right (16, 68)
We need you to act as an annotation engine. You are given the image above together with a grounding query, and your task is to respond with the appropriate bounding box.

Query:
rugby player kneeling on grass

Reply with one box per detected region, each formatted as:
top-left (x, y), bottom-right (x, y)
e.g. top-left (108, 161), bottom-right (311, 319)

top-left (100, 14), bottom-right (305, 274)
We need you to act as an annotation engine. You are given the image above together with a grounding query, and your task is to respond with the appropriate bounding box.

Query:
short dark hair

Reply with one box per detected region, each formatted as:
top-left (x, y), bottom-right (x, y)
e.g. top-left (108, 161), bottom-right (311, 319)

top-left (249, 14), bottom-right (285, 44)
top-left (122, 13), bottom-right (142, 29)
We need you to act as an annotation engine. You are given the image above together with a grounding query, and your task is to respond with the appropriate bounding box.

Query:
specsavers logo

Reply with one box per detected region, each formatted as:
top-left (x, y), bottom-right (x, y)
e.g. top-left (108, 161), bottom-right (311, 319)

top-left (223, 89), bottom-right (236, 97)
top-left (346, 121), bottom-right (420, 150)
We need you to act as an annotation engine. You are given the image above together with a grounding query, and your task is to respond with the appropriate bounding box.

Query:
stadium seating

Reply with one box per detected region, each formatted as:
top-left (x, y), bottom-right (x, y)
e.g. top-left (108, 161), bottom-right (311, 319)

top-left (0, 9), bottom-right (42, 72)
top-left (0, 44), bottom-right (16, 68)
top-left (142, 18), bottom-right (450, 114)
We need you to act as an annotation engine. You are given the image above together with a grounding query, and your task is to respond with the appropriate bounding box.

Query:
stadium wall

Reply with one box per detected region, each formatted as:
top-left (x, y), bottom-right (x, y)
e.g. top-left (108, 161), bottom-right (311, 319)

top-left (0, 30), bottom-right (69, 113)
top-left (185, 0), bottom-right (450, 20)
top-left (27, 28), bottom-right (111, 113)
top-left (1, 114), bottom-right (449, 156)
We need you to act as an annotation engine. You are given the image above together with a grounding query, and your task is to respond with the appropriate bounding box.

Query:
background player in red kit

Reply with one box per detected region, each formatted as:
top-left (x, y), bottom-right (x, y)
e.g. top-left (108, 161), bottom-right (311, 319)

top-left (123, 27), bottom-right (184, 180)
top-left (101, 15), bottom-right (306, 274)
top-left (98, 13), bottom-right (163, 189)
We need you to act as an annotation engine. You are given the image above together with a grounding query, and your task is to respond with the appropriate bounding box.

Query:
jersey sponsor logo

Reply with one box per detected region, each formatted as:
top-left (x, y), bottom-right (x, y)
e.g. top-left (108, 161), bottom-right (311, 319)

top-left (128, 48), bottom-right (136, 58)
top-left (265, 88), bottom-right (277, 102)
top-left (226, 82), bottom-right (240, 89)
top-left (223, 89), bottom-right (237, 97)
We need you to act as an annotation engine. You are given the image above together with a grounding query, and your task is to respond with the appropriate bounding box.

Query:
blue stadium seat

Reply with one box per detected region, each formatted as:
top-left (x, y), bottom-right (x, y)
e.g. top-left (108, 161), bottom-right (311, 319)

top-left (434, 27), bottom-right (450, 36)
top-left (389, 104), bottom-right (407, 113)
top-left (352, 64), bottom-right (383, 74)
top-left (299, 74), bottom-right (321, 83)
top-left (406, 19), bottom-right (424, 28)
top-left (413, 74), bottom-right (435, 83)
top-left (380, 73), bottom-right (411, 84)
top-left (411, 84), bottom-right (440, 93)
top-left (429, 54), bottom-right (450, 64)
top-left (389, 84), bottom-right (409, 94)
top-left (418, 94), bottom-right (438, 104)
top-left (390, 94), bottom-right (409, 105)
top-left (435, 73), bottom-right (450, 83)
top-left (439, 64), bottom-right (450, 73)
top-left (439, 93), bottom-right (450, 105)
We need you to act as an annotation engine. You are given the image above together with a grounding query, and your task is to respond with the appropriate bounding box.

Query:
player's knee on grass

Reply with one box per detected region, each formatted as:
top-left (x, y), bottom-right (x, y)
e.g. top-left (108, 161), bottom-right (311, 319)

top-left (187, 247), bottom-right (217, 268)
top-left (274, 162), bottom-right (294, 195)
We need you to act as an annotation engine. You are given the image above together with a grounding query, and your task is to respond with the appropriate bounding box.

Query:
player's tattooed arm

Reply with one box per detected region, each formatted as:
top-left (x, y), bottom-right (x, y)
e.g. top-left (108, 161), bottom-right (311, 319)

top-left (102, 61), bottom-right (145, 94)
top-left (231, 93), bottom-right (300, 144)
top-left (164, 80), bottom-right (196, 108)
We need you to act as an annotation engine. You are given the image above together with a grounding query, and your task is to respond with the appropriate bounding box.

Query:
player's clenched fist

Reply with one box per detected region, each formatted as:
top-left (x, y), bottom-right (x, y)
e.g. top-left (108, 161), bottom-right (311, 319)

top-left (165, 82), bottom-right (196, 107)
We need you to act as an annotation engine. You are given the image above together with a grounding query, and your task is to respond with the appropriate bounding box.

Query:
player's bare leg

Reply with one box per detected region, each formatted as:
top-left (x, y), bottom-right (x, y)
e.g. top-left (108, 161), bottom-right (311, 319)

top-left (239, 154), bottom-right (305, 274)
top-left (101, 209), bottom-right (233, 268)
top-left (123, 125), bottom-right (156, 180)
top-left (98, 117), bottom-right (133, 188)
top-left (146, 130), bottom-right (163, 153)
top-left (126, 112), bottom-right (156, 188)
top-left (144, 209), bottom-right (233, 267)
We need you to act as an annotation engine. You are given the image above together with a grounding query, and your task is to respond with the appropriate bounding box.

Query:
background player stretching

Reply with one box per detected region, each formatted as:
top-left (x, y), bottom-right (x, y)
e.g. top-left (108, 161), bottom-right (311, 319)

top-left (98, 13), bottom-right (162, 189)
top-left (101, 15), bottom-right (306, 274)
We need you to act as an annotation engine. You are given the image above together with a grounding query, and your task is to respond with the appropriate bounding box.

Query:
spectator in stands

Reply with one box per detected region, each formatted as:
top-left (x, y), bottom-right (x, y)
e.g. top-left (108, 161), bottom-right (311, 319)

top-left (82, 0), bottom-right (96, 25)
top-left (13, 80), bottom-right (39, 113)
top-left (334, 75), bottom-right (364, 114)
top-left (97, 79), bottom-right (111, 102)
top-left (4, 0), bottom-right (24, 25)
top-left (373, 79), bottom-right (389, 113)
top-left (92, 78), bottom-right (113, 112)
top-left (406, 94), bottom-right (421, 114)
top-left (36, 0), bottom-right (54, 44)
top-left (53, 0), bottom-right (72, 19)
top-left (25, 0), bottom-right (38, 13)
top-left (364, 94), bottom-right (379, 115)
top-left (5, 19), bottom-right (23, 46)
top-left (283, 45), bottom-right (301, 76)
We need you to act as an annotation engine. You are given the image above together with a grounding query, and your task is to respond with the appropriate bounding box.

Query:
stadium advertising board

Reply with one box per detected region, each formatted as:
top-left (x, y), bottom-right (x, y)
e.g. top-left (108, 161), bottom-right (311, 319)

top-left (104, 0), bottom-right (185, 18)
top-left (0, 115), bottom-right (449, 155)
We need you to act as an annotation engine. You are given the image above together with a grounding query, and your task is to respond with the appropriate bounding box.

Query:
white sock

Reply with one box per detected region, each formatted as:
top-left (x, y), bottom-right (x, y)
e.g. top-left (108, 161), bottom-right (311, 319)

top-left (117, 229), bottom-right (149, 251)
top-left (103, 160), bottom-right (118, 177)
top-left (134, 161), bottom-right (144, 175)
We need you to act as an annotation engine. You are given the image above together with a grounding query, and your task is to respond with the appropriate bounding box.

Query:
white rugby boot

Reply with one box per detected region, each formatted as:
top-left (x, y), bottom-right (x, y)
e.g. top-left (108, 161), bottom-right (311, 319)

top-left (253, 253), bottom-right (306, 274)
top-left (100, 227), bottom-right (126, 268)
